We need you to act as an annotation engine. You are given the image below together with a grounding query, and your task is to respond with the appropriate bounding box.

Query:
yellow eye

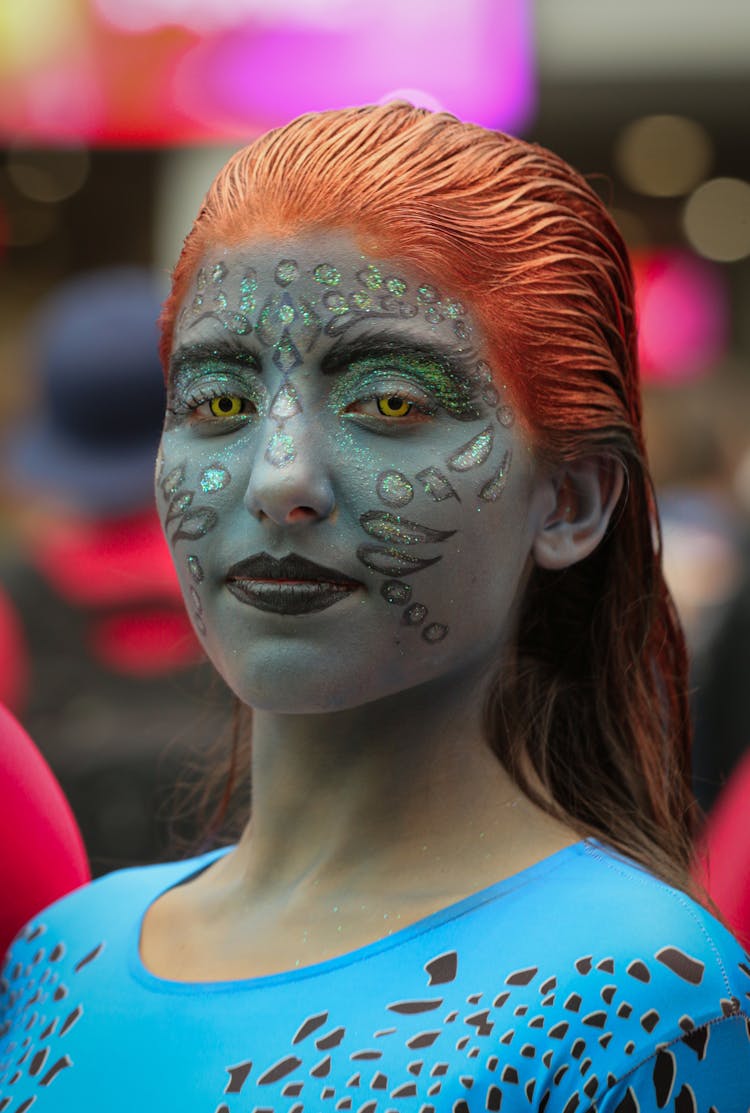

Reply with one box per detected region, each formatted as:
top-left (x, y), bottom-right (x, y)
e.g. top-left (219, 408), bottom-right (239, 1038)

top-left (376, 395), bottom-right (413, 418)
top-left (209, 395), bottom-right (244, 417)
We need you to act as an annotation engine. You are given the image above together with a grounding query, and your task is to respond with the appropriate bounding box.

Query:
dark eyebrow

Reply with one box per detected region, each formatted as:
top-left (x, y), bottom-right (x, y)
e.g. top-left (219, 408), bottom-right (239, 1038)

top-left (320, 328), bottom-right (478, 379)
top-left (168, 339), bottom-right (260, 377)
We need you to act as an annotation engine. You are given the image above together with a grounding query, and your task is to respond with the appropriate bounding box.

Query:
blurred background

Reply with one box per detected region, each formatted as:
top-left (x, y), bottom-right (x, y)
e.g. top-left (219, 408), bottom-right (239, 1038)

top-left (0, 0), bottom-right (749, 876)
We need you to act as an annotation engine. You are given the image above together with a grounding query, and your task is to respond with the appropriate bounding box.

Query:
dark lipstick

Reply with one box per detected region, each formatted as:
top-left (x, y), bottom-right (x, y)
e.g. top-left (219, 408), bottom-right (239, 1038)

top-left (225, 552), bottom-right (362, 615)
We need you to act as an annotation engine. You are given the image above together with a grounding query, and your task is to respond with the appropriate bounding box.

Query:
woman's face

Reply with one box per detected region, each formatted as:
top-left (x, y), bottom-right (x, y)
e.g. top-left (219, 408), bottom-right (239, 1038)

top-left (157, 231), bottom-right (548, 712)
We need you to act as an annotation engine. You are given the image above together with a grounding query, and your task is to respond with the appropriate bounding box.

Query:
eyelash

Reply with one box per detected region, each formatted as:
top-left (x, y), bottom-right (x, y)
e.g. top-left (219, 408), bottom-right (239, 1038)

top-left (168, 382), bottom-right (260, 423)
top-left (345, 382), bottom-right (436, 423)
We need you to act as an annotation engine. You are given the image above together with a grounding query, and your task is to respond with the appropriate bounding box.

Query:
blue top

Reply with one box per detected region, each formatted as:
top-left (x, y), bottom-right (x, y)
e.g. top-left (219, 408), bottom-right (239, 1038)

top-left (2, 840), bottom-right (749, 1112)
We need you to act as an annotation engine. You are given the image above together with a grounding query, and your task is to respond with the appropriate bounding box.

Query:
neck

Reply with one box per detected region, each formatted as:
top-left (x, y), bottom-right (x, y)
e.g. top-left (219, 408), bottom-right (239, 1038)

top-left (225, 661), bottom-right (562, 905)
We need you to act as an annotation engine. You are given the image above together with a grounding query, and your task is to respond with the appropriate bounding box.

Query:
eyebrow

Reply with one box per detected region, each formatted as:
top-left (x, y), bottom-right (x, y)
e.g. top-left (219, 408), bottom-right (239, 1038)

top-left (168, 339), bottom-right (260, 377)
top-left (320, 328), bottom-right (478, 380)
top-left (169, 328), bottom-right (480, 381)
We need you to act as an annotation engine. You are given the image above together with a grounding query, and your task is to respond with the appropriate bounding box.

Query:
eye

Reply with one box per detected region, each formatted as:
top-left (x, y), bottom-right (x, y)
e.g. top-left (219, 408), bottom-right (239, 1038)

top-left (207, 394), bottom-right (246, 418)
top-left (376, 395), bottom-right (413, 418)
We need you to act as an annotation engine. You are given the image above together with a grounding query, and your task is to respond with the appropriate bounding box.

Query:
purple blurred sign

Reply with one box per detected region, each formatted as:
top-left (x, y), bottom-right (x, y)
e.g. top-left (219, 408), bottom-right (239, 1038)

top-left (173, 0), bottom-right (534, 133)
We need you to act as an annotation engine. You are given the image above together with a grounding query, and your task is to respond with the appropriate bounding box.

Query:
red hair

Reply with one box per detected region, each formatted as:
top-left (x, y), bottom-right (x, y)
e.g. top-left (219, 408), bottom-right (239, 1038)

top-left (161, 103), bottom-right (695, 889)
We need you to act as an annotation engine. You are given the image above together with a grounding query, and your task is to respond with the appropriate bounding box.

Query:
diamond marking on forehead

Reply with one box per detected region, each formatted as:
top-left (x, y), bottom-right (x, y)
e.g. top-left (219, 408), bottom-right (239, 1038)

top-left (266, 432), bottom-right (296, 468)
top-left (239, 270), bottom-right (257, 312)
top-left (272, 333), bottom-right (303, 374)
top-left (270, 382), bottom-right (302, 422)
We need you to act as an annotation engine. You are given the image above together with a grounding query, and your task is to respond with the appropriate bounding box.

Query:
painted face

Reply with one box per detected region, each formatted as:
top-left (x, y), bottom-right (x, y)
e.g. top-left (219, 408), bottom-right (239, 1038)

top-left (157, 232), bottom-right (542, 712)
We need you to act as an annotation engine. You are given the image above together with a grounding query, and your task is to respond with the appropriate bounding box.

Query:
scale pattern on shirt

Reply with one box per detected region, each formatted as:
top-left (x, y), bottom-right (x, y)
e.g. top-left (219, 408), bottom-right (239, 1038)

top-left (2, 845), bottom-right (750, 1113)
top-left (206, 947), bottom-right (750, 1112)
top-left (0, 917), bottom-right (104, 1111)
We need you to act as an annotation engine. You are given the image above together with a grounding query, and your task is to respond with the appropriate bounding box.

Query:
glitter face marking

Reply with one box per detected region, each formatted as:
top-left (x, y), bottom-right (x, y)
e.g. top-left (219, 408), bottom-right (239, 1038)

top-left (253, 259), bottom-right (320, 469)
top-left (158, 461), bottom-right (218, 546)
top-left (376, 471), bottom-right (414, 508)
top-left (269, 382), bottom-right (302, 422)
top-left (381, 580), bottom-right (412, 605)
top-left (416, 467), bottom-right (460, 503)
top-left (403, 603), bottom-right (427, 626)
top-left (359, 511), bottom-right (456, 547)
top-left (199, 465), bottom-right (231, 493)
top-left (321, 266), bottom-right (474, 346)
top-left (330, 351), bottom-right (481, 425)
top-left (447, 426), bottom-right (494, 472)
top-left (187, 555), bottom-right (204, 582)
top-left (266, 432), bottom-right (296, 468)
top-left (423, 623), bottom-right (448, 642)
top-left (479, 449), bottom-right (512, 503)
top-left (171, 252), bottom-right (516, 658)
top-left (356, 546), bottom-right (442, 578)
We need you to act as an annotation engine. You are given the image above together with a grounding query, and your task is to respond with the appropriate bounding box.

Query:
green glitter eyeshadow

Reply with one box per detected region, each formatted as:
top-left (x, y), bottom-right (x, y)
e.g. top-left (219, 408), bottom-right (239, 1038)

top-left (330, 352), bottom-right (480, 421)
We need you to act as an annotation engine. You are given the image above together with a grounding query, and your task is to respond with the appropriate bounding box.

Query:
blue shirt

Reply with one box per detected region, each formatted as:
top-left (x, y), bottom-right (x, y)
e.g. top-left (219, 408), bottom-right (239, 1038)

top-left (2, 840), bottom-right (749, 1112)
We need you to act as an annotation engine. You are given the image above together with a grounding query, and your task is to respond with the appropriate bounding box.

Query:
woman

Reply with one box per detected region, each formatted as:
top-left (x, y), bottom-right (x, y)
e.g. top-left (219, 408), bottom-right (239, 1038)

top-left (2, 103), bottom-right (748, 1111)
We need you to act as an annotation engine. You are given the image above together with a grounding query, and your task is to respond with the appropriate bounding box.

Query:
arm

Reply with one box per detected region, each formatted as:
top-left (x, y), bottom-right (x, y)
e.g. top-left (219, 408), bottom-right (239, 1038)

top-left (596, 1013), bottom-right (750, 1111)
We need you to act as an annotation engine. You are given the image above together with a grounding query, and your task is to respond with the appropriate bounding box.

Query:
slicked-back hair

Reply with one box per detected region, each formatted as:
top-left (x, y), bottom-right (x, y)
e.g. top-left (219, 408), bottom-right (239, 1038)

top-left (161, 103), bottom-right (695, 891)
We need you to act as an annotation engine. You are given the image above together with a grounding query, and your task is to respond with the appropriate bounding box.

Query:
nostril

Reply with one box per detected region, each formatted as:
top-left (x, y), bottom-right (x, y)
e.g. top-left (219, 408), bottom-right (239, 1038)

top-left (287, 506), bottom-right (320, 523)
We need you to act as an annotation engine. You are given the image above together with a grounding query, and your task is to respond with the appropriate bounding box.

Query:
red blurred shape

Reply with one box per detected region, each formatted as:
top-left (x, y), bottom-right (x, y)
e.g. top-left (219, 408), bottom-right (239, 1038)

top-left (632, 248), bottom-right (728, 384)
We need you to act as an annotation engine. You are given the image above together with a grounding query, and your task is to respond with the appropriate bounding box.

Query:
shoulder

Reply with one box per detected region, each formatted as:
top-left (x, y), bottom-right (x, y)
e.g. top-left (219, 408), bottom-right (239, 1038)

top-left (530, 841), bottom-right (750, 1021)
top-left (2, 850), bottom-right (227, 978)
top-left (497, 841), bottom-right (750, 1106)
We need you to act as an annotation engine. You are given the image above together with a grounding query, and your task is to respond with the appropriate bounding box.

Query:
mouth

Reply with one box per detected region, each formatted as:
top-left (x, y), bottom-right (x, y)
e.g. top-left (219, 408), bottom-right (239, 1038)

top-left (225, 552), bottom-right (362, 615)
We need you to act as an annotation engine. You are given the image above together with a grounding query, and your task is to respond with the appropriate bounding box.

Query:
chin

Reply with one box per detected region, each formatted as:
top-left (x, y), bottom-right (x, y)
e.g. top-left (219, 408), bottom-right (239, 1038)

top-left (209, 635), bottom-right (459, 716)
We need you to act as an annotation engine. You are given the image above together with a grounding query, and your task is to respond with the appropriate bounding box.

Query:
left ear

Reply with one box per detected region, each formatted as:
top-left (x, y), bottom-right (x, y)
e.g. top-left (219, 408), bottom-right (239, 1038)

top-left (532, 455), bottom-right (625, 571)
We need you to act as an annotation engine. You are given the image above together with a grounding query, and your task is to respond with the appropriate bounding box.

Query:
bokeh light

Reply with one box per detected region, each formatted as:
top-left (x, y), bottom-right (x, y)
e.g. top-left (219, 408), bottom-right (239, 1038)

top-left (632, 248), bottom-right (728, 383)
top-left (683, 177), bottom-right (750, 263)
top-left (614, 114), bottom-right (712, 198)
top-left (7, 147), bottom-right (90, 203)
top-left (609, 206), bottom-right (650, 250)
top-left (4, 201), bottom-right (59, 248)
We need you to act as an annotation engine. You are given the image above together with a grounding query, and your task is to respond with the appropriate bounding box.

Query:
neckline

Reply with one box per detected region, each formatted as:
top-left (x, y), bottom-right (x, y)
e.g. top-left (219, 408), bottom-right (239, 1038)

top-left (129, 840), bottom-right (589, 995)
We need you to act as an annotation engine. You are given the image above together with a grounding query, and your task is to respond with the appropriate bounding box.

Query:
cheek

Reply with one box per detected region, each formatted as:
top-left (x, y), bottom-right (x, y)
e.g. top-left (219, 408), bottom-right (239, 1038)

top-left (156, 438), bottom-right (244, 637)
top-left (344, 414), bottom-right (527, 652)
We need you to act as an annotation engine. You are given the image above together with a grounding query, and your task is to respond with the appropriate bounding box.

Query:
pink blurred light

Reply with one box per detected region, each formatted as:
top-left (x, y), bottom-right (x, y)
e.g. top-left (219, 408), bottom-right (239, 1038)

top-left (632, 249), bottom-right (728, 384)
top-left (24, 64), bottom-right (104, 142)
top-left (173, 0), bottom-right (533, 133)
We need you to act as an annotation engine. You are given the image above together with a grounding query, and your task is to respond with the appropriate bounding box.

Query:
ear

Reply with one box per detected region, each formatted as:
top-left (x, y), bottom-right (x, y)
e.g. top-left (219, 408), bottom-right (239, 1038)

top-left (532, 456), bottom-right (625, 571)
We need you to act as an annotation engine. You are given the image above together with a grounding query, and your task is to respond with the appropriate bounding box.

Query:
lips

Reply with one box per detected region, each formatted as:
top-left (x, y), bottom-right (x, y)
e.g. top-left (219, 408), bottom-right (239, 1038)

top-left (225, 552), bottom-right (362, 615)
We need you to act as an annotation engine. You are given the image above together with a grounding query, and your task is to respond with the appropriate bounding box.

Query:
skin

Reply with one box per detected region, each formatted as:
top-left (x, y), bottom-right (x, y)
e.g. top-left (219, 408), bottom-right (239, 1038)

top-left (143, 231), bottom-right (620, 981)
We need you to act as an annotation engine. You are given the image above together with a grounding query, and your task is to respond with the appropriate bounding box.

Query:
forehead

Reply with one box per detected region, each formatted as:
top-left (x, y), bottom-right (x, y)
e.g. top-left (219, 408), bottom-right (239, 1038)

top-left (173, 230), bottom-right (479, 357)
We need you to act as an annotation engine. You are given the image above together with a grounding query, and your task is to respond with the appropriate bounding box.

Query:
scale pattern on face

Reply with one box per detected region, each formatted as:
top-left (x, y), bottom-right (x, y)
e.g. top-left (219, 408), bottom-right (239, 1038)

top-left (361, 355), bottom-right (515, 646)
top-left (173, 255), bottom-right (517, 644)
top-left (158, 460), bottom-right (224, 635)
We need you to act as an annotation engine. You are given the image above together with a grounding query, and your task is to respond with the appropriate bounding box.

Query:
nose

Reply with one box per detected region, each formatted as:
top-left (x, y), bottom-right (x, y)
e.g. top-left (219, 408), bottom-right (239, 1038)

top-left (243, 419), bottom-right (336, 526)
